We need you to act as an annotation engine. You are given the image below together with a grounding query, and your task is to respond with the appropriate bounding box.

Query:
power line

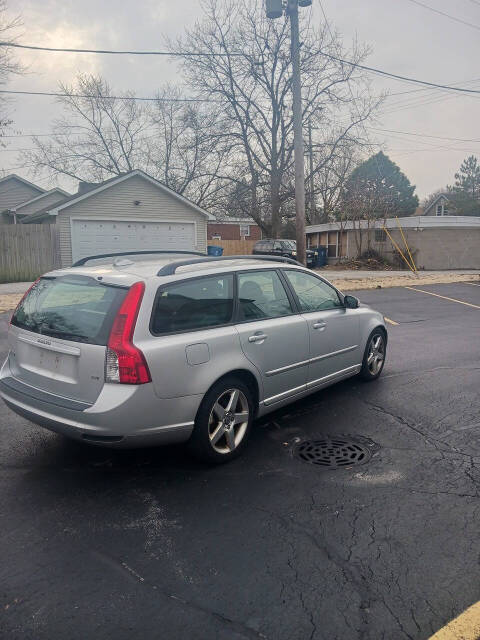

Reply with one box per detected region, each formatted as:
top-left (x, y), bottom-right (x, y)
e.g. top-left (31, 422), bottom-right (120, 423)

top-left (0, 89), bottom-right (210, 102)
top-left (403, 0), bottom-right (480, 31)
top-left (0, 41), bottom-right (243, 57)
top-left (376, 82), bottom-right (480, 118)
top-left (5, 40), bottom-right (480, 94)
top-left (2, 79), bottom-right (478, 141)
top-left (1, 127), bottom-right (86, 138)
top-left (321, 51), bottom-right (480, 93)
top-left (378, 77), bottom-right (480, 111)
top-left (369, 127), bottom-right (480, 143)
top-left (392, 144), bottom-right (480, 157)
top-left (317, 0), bottom-right (385, 184)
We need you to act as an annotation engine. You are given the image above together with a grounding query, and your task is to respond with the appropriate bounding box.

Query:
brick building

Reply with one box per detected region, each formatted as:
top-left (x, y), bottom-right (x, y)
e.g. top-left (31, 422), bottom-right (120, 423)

top-left (208, 217), bottom-right (262, 241)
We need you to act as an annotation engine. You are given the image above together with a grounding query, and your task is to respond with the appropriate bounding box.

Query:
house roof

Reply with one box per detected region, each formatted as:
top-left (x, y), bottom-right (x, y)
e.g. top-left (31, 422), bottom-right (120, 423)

top-left (23, 170), bottom-right (215, 223)
top-left (306, 215), bottom-right (480, 234)
top-left (13, 187), bottom-right (71, 214)
top-left (209, 217), bottom-right (258, 225)
top-left (423, 193), bottom-right (451, 216)
top-left (0, 173), bottom-right (45, 194)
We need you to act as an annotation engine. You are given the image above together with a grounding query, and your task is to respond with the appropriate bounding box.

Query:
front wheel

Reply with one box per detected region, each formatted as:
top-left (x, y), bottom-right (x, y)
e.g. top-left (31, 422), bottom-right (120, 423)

top-left (187, 377), bottom-right (254, 464)
top-left (360, 329), bottom-right (386, 381)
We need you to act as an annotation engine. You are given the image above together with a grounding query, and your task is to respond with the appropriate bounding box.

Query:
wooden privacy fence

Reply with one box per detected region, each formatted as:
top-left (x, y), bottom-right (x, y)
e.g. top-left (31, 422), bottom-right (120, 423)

top-left (0, 225), bottom-right (60, 283)
top-left (209, 239), bottom-right (257, 255)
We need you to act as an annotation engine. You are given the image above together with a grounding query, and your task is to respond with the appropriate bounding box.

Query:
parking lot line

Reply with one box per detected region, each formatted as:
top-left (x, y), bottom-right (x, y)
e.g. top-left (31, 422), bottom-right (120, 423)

top-left (429, 601), bottom-right (480, 639)
top-left (464, 282), bottom-right (480, 287)
top-left (383, 316), bottom-right (399, 326)
top-left (405, 287), bottom-right (480, 310)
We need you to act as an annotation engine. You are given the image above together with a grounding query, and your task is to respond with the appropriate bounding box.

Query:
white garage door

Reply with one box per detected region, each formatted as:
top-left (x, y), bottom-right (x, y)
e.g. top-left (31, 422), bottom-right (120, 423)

top-left (71, 219), bottom-right (196, 262)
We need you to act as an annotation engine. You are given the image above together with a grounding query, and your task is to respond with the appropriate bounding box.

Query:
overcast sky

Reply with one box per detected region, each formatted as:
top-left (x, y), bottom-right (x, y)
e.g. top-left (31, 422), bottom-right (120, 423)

top-left (2, 0), bottom-right (480, 199)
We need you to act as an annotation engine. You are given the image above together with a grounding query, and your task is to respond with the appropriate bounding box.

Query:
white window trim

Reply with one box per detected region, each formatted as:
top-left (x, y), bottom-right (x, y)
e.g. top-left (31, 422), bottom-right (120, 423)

top-left (327, 231), bottom-right (339, 258)
top-left (239, 224), bottom-right (250, 237)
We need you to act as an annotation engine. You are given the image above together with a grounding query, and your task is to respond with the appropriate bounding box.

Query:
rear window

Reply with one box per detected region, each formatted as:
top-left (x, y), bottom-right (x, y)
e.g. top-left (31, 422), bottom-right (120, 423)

top-left (11, 276), bottom-right (127, 345)
top-left (151, 274), bottom-right (234, 334)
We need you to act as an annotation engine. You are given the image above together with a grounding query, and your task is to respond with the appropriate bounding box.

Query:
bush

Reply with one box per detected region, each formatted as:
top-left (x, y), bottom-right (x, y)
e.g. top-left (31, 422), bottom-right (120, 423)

top-left (359, 249), bottom-right (389, 263)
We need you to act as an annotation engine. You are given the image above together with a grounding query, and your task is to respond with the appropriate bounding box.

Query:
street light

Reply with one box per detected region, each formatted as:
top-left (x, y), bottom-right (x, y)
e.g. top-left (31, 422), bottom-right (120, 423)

top-left (266, 0), bottom-right (310, 265)
top-left (266, 0), bottom-right (283, 19)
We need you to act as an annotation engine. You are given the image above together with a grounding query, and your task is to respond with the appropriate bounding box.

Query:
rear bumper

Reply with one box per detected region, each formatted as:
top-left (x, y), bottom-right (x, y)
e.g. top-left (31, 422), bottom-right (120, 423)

top-left (0, 360), bottom-right (200, 448)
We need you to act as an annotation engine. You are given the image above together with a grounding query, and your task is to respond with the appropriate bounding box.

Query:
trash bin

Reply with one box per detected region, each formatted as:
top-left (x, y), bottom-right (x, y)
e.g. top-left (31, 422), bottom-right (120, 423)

top-left (312, 246), bottom-right (327, 267)
top-left (207, 245), bottom-right (224, 257)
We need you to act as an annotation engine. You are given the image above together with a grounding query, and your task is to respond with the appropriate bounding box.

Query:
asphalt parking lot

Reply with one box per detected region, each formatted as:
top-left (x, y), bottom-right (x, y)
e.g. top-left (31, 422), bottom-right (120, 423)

top-left (1, 282), bottom-right (479, 640)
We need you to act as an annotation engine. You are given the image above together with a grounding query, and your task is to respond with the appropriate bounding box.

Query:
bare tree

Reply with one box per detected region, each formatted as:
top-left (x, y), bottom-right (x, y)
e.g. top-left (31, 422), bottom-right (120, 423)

top-left (24, 74), bottom-right (152, 182)
top-left (171, 0), bottom-right (380, 236)
top-left (24, 75), bottom-right (230, 209)
top-left (305, 140), bottom-right (360, 224)
top-left (0, 0), bottom-right (24, 144)
top-left (146, 85), bottom-right (231, 209)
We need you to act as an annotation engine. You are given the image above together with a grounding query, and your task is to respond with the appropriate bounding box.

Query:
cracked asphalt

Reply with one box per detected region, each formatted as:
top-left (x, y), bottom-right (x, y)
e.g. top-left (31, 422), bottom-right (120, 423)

top-left (1, 282), bottom-right (479, 640)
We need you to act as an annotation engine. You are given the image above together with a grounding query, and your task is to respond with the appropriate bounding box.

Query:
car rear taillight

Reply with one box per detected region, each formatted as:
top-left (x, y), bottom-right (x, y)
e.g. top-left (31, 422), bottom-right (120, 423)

top-left (105, 281), bottom-right (151, 385)
top-left (10, 278), bottom-right (41, 324)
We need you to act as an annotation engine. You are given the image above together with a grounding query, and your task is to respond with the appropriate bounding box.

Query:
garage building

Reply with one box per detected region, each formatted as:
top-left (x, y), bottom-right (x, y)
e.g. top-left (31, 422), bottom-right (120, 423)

top-left (24, 170), bottom-right (214, 266)
top-left (305, 216), bottom-right (480, 269)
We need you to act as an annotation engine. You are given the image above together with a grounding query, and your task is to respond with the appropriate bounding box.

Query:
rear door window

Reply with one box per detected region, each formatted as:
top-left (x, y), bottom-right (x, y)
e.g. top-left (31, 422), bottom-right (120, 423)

top-left (283, 270), bottom-right (343, 312)
top-left (151, 274), bottom-right (234, 334)
top-left (11, 276), bottom-right (127, 344)
top-left (237, 270), bottom-right (293, 321)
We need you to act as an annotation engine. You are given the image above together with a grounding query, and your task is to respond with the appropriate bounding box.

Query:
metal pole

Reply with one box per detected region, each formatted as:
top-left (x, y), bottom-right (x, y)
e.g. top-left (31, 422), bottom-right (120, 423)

top-left (308, 119), bottom-right (315, 222)
top-left (288, 0), bottom-right (306, 265)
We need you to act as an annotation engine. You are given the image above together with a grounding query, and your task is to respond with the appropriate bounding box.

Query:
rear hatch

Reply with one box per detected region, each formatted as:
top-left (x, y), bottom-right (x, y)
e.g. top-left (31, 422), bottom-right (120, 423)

top-left (8, 275), bottom-right (128, 404)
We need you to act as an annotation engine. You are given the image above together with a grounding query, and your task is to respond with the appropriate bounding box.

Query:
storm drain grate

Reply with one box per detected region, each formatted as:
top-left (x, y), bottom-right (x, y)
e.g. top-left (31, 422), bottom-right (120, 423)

top-left (294, 436), bottom-right (377, 469)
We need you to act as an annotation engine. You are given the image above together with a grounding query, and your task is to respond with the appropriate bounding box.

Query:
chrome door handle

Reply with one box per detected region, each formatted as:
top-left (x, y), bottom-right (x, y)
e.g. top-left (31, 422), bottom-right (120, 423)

top-left (248, 333), bottom-right (268, 343)
top-left (313, 321), bottom-right (326, 330)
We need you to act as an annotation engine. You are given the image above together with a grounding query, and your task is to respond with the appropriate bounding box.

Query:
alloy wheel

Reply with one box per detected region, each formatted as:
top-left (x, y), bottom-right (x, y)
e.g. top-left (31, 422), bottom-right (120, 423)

top-left (208, 388), bottom-right (250, 454)
top-left (367, 334), bottom-right (385, 375)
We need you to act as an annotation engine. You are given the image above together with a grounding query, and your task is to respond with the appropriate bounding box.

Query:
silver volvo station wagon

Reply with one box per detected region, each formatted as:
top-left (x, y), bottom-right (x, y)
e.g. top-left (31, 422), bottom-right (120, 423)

top-left (0, 252), bottom-right (387, 463)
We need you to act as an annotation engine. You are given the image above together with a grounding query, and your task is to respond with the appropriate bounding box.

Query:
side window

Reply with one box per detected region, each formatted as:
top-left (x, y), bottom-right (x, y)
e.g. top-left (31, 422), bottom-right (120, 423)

top-left (273, 241), bottom-right (282, 251)
top-left (151, 274), bottom-right (234, 334)
top-left (238, 270), bottom-right (293, 321)
top-left (284, 270), bottom-right (343, 312)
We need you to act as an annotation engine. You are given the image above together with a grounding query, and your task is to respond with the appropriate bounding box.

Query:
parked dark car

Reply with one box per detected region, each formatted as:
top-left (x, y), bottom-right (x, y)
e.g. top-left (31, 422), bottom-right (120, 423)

top-left (253, 239), bottom-right (317, 267)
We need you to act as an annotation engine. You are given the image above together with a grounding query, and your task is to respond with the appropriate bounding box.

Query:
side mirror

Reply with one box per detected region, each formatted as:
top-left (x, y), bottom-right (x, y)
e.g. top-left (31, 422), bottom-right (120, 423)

top-left (344, 295), bottom-right (359, 309)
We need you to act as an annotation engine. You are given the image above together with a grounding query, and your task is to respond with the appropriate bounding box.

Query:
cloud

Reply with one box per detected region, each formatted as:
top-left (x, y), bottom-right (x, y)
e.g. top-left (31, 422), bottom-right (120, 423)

top-left (2, 0), bottom-right (479, 197)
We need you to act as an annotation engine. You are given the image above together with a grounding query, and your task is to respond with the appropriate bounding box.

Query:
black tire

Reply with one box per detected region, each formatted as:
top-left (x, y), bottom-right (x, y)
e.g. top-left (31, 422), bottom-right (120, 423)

top-left (187, 376), bottom-right (254, 464)
top-left (360, 328), bottom-right (387, 381)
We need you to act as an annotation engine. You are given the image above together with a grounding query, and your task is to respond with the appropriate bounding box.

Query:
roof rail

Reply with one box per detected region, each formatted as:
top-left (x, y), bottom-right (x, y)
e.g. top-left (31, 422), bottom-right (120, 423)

top-left (156, 254), bottom-right (301, 276)
top-left (72, 250), bottom-right (205, 267)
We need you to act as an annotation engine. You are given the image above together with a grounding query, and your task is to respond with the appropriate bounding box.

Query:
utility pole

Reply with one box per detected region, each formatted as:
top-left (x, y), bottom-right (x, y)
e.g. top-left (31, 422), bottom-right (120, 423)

top-left (288, 0), bottom-right (306, 265)
top-left (266, 0), bottom-right (311, 265)
top-left (307, 119), bottom-right (315, 222)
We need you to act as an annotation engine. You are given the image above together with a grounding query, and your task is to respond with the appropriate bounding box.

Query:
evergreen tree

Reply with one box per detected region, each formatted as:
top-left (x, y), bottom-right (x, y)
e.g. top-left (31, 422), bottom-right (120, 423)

top-left (453, 155), bottom-right (480, 200)
top-left (448, 156), bottom-right (480, 216)
top-left (342, 152), bottom-right (419, 218)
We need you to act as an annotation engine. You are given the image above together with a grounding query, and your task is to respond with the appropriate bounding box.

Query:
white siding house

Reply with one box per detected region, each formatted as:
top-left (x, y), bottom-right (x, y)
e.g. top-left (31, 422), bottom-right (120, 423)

top-left (23, 170), bottom-right (214, 266)
top-left (0, 174), bottom-right (45, 222)
top-left (423, 193), bottom-right (452, 217)
top-left (14, 188), bottom-right (70, 219)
